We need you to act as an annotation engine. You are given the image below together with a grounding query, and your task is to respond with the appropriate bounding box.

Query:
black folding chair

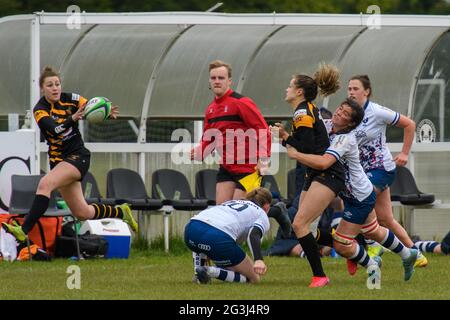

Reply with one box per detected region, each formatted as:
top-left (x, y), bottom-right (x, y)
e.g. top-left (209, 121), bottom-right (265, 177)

top-left (152, 169), bottom-right (209, 251)
top-left (106, 168), bottom-right (163, 248)
top-left (81, 171), bottom-right (116, 205)
top-left (106, 168), bottom-right (163, 210)
top-left (390, 166), bottom-right (435, 205)
top-left (195, 169), bottom-right (218, 206)
top-left (9, 174), bottom-right (81, 260)
top-left (152, 169), bottom-right (208, 210)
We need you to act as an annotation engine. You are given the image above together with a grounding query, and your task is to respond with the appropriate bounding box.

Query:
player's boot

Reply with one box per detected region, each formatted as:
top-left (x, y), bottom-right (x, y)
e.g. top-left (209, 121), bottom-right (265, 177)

top-left (367, 244), bottom-right (385, 258)
top-left (118, 203), bottom-right (138, 233)
top-left (2, 221), bottom-right (27, 242)
top-left (195, 266), bottom-right (211, 284)
top-left (346, 259), bottom-right (358, 276)
top-left (414, 250), bottom-right (428, 268)
top-left (402, 248), bottom-right (418, 281)
top-left (308, 276), bottom-right (329, 288)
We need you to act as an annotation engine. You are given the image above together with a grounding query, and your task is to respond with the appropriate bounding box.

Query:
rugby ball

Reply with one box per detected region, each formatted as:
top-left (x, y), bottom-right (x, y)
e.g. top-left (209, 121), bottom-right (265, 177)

top-left (84, 97), bottom-right (111, 123)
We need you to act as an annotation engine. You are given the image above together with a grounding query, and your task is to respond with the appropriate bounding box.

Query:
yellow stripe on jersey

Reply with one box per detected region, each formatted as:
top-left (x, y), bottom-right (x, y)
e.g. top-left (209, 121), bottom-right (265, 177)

top-left (34, 110), bottom-right (50, 123)
top-left (238, 170), bottom-right (262, 193)
top-left (293, 114), bottom-right (314, 129)
top-left (50, 108), bottom-right (68, 115)
top-left (58, 102), bottom-right (77, 107)
top-left (307, 102), bottom-right (316, 122)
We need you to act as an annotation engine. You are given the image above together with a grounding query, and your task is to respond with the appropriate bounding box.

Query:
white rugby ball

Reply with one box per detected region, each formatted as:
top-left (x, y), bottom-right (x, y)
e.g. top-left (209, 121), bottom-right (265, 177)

top-left (84, 97), bottom-right (112, 123)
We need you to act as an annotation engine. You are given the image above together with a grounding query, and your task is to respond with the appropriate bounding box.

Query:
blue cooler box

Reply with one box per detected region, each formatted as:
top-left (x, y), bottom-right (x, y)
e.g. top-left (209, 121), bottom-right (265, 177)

top-left (79, 219), bottom-right (131, 259)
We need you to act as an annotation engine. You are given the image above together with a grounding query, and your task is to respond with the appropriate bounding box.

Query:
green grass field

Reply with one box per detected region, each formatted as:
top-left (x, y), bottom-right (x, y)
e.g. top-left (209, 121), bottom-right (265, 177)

top-left (0, 238), bottom-right (449, 300)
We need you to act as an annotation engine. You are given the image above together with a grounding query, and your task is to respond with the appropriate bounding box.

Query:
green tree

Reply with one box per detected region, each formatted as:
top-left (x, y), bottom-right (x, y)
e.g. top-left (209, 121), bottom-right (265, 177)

top-left (1, 0), bottom-right (450, 17)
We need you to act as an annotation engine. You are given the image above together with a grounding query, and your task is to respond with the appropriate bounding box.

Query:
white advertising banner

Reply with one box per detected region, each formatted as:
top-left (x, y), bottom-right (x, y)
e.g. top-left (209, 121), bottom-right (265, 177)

top-left (0, 130), bottom-right (36, 213)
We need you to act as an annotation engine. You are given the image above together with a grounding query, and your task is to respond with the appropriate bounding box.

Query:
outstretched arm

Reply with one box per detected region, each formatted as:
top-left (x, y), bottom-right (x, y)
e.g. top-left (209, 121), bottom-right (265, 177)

top-left (286, 145), bottom-right (337, 171)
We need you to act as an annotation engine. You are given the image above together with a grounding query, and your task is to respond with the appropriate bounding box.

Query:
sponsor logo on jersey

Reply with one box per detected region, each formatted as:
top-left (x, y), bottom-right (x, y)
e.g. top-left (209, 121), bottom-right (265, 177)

top-left (72, 93), bottom-right (80, 101)
top-left (197, 243), bottom-right (211, 251)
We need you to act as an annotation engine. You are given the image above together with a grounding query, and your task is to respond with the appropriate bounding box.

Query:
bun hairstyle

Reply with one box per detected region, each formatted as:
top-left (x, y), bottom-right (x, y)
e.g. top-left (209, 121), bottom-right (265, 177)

top-left (293, 63), bottom-right (341, 101)
top-left (245, 187), bottom-right (272, 208)
top-left (349, 74), bottom-right (372, 98)
top-left (39, 66), bottom-right (60, 88)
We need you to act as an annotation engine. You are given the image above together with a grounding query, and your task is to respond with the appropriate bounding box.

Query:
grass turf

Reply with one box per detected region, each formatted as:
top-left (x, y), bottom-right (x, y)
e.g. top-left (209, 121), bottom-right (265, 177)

top-left (0, 238), bottom-right (448, 300)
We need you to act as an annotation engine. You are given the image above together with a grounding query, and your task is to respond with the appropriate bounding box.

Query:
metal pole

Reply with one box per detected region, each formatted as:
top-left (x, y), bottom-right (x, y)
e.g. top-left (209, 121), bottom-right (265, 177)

top-left (30, 14), bottom-right (40, 174)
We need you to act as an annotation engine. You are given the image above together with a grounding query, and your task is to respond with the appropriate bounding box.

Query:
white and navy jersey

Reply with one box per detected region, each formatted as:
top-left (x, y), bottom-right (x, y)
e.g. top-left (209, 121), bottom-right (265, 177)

top-left (191, 200), bottom-right (270, 243)
top-left (353, 101), bottom-right (399, 172)
top-left (324, 120), bottom-right (374, 202)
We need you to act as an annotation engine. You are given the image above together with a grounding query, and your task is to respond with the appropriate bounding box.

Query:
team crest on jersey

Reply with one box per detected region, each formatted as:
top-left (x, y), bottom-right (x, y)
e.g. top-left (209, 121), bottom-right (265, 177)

top-left (209, 108), bottom-right (214, 114)
top-left (224, 105), bottom-right (229, 113)
top-left (67, 154), bottom-right (79, 161)
top-left (362, 117), bottom-right (369, 124)
top-left (72, 93), bottom-right (80, 101)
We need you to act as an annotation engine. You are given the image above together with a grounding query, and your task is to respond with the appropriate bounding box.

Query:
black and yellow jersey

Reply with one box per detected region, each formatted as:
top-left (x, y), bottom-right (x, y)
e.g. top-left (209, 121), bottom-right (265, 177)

top-left (283, 100), bottom-right (330, 155)
top-left (283, 100), bottom-right (345, 180)
top-left (33, 92), bottom-right (87, 165)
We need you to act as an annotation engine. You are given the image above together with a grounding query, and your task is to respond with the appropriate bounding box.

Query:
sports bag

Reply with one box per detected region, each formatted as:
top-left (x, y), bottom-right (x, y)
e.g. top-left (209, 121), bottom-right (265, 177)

top-left (54, 234), bottom-right (109, 259)
top-left (0, 214), bottom-right (62, 256)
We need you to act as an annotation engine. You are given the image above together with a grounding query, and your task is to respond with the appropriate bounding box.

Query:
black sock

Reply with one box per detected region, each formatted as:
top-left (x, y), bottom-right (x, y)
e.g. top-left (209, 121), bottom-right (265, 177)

top-left (355, 233), bottom-right (367, 248)
top-left (298, 232), bottom-right (326, 277)
top-left (316, 228), bottom-right (333, 247)
top-left (92, 203), bottom-right (123, 219)
top-left (22, 195), bottom-right (50, 234)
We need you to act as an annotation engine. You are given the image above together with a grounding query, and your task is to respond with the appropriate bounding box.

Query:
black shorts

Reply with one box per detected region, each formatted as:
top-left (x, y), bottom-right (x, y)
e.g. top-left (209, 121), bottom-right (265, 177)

top-left (303, 167), bottom-right (345, 197)
top-left (50, 147), bottom-right (91, 181)
top-left (216, 166), bottom-right (255, 191)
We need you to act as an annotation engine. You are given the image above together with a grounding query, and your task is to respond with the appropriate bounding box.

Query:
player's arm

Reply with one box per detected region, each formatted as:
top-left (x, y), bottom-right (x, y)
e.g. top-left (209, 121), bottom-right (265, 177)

top-left (247, 225), bottom-right (267, 275)
top-left (284, 126), bottom-right (316, 154)
top-left (286, 145), bottom-right (337, 170)
top-left (272, 109), bottom-right (316, 154)
top-left (394, 114), bottom-right (415, 166)
top-left (34, 109), bottom-right (77, 135)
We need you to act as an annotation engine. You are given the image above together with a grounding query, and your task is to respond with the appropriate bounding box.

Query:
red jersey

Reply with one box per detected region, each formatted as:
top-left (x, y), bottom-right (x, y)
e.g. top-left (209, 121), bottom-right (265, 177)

top-left (198, 89), bottom-right (271, 174)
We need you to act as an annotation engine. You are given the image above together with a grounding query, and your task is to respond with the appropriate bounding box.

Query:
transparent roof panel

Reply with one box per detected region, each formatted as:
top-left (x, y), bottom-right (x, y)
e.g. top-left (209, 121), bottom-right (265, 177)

top-left (242, 26), bottom-right (364, 118)
top-left (413, 31), bottom-right (450, 142)
top-left (328, 27), bottom-right (448, 116)
top-left (61, 25), bottom-right (183, 118)
top-left (148, 24), bottom-right (278, 118)
top-left (0, 20), bottom-right (31, 114)
top-left (0, 20), bottom-right (93, 115)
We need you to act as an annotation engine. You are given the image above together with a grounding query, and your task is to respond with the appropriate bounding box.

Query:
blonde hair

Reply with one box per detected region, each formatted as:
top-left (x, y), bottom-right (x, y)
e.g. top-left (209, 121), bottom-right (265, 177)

top-left (293, 63), bottom-right (341, 101)
top-left (245, 187), bottom-right (272, 208)
top-left (39, 66), bottom-right (60, 88)
top-left (209, 60), bottom-right (232, 78)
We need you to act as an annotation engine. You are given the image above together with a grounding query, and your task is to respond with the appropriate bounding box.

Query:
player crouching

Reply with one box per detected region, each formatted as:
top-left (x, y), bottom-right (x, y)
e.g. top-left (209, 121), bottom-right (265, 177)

top-left (184, 187), bottom-right (272, 284)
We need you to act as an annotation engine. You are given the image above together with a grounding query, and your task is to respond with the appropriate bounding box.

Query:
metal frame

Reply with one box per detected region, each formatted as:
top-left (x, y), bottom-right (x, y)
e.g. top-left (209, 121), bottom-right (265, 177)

top-left (415, 79), bottom-right (446, 142)
top-left (26, 12), bottom-right (450, 243)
